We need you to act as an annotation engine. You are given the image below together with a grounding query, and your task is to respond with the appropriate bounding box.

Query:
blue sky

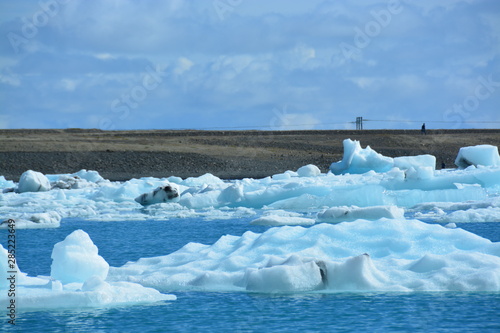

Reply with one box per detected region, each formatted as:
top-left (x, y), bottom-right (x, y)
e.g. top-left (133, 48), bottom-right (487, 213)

top-left (1, 0), bottom-right (499, 130)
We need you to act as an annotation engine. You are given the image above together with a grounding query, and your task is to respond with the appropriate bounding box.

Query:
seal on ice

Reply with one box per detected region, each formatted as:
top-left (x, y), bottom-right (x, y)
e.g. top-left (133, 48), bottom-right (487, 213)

top-left (135, 183), bottom-right (180, 206)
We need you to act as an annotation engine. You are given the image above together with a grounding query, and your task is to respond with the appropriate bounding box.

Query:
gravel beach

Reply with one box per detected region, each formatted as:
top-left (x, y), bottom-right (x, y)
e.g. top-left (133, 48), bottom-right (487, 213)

top-left (1, 129), bottom-right (499, 181)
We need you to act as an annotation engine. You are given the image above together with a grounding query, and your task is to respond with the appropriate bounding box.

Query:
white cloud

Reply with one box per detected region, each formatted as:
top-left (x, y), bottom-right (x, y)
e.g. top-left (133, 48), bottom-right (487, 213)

top-left (0, 73), bottom-right (21, 86)
top-left (59, 78), bottom-right (78, 91)
top-left (174, 57), bottom-right (194, 76)
top-left (94, 53), bottom-right (115, 60)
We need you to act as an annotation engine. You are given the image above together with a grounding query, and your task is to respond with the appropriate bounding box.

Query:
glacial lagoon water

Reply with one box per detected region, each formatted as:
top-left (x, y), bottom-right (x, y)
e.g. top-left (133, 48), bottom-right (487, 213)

top-left (3, 217), bottom-right (500, 332)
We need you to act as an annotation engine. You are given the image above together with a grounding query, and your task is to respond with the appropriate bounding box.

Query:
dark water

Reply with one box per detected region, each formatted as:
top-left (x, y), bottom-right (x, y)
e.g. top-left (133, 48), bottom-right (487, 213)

top-left (2, 218), bottom-right (500, 332)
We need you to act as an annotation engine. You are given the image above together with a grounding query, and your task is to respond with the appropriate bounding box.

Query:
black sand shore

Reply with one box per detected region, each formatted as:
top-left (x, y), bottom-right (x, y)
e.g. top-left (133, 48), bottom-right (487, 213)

top-left (1, 129), bottom-right (499, 181)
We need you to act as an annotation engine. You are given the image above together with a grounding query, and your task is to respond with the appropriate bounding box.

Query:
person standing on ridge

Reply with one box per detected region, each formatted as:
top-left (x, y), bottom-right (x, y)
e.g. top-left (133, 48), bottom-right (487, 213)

top-left (421, 123), bottom-right (426, 135)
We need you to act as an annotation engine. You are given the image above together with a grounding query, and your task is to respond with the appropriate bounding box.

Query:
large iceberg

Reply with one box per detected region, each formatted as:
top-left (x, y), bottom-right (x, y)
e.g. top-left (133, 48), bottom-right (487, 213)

top-left (330, 139), bottom-right (438, 176)
top-left (108, 219), bottom-right (500, 293)
top-left (0, 230), bottom-right (176, 310)
top-left (51, 230), bottom-right (110, 284)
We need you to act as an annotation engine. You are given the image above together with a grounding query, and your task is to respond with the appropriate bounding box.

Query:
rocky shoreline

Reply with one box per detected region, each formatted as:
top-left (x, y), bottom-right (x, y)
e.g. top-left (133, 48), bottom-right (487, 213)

top-left (1, 129), bottom-right (499, 181)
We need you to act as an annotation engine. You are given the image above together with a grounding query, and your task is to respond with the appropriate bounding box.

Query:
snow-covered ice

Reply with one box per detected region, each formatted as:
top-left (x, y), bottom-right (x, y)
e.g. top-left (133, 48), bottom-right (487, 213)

top-left (0, 230), bottom-right (176, 310)
top-left (250, 210), bottom-right (316, 226)
top-left (108, 219), bottom-right (500, 293)
top-left (1, 141), bottom-right (499, 225)
top-left (330, 139), bottom-right (394, 174)
top-left (51, 230), bottom-right (109, 284)
top-left (455, 144), bottom-right (500, 168)
top-left (0, 211), bottom-right (61, 229)
top-left (316, 205), bottom-right (404, 223)
top-left (16, 170), bottom-right (51, 193)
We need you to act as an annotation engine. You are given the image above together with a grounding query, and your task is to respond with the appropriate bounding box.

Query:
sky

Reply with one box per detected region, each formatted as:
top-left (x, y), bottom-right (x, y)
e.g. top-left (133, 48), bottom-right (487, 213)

top-left (0, 0), bottom-right (499, 130)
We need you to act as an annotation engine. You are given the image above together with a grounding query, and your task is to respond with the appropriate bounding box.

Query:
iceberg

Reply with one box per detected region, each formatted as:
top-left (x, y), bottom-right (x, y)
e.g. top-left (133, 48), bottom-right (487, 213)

top-left (330, 139), bottom-right (393, 175)
top-left (0, 212), bottom-right (61, 229)
top-left (316, 205), bottom-right (404, 223)
top-left (455, 144), bottom-right (500, 168)
top-left (0, 230), bottom-right (176, 310)
top-left (394, 154), bottom-right (436, 171)
top-left (330, 139), bottom-right (438, 176)
top-left (16, 170), bottom-right (51, 193)
top-left (297, 164), bottom-right (321, 177)
top-left (51, 229), bottom-right (110, 284)
top-left (108, 219), bottom-right (500, 293)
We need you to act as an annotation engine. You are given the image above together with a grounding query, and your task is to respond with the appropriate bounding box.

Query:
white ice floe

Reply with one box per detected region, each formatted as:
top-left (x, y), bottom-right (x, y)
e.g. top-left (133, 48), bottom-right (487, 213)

top-left (16, 170), bottom-right (51, 193)
top-left (411, 197), bottom-right (500, 223)
top-left (0, 230), bottom-right (175, 310)
top-left (316, 205), bottom-right (404, 223)
top-left (250, 211), bottom-right (315, 226)
top-left (108, 218), bottom-right (500, 293)
top-left (0, 211), bottom-right (61, 229)
top-left (329, 139), bottom-right (394, 175)
top-left (0, 141), bottom-right (499, 224)
top-left (455, 144), bottom-right (500, 168)
top-left (394, 154), bottom-right (436, 171)
top-left (437, 207), bottom-right (500, 223)
top-left (51, 229), bottom-right (110, 284)
top-left (297, 164), bottom-right (321, 177)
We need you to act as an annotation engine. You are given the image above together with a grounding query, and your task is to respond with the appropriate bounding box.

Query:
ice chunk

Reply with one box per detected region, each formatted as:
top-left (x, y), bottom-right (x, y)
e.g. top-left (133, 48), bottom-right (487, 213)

top-left (250, 215), bottom-right (315, 226)
top-left (317, 205), bottom-right (404, 223)
top-left (73, 169), bottom-right (106, 183)
top-left (245, 255), bottom-right (325, 292)
top-left (1, 277), bottom-right (176, 310)
top-left (135, 183), bottom-right (180, 206)
top-left (50, 230), bottom-right (109, 284)
top-left (297, 164), bottom-right (321, 177)
top-left (394, 155), bottom-right (436, 171)
top-left (0, 231), bottom-right (175, 310)
top-left (16, 170), bottom-right (51, 193)
top-left (51, 170), bottom-right (106, 190)
top-left (0, 244), bottom-right (24, 289)
top-left (181, 173), bottom-right (224, 187)
top-left (326, 253), bottom-right (388, 291)
top-left (51, 175), bottom-right (87, 190)
top-left (0, 176), bottom-right (15, 190)
top-left (437, 207), bottom-right (500, 223)
top-left (272, 171), bottom-right (297, 180)
top-left (109, 219), bottom-right (500, 293)
top-left (218, 183), bottom-right (245, 205)
top-left (330, 139), bottom-right (393, 175)
top-left (30, 211), bottom-right (61, 225)
top-left (0, 212), bottom-right (62, 229)
top-left (455, 144), bottom-right (500, 168)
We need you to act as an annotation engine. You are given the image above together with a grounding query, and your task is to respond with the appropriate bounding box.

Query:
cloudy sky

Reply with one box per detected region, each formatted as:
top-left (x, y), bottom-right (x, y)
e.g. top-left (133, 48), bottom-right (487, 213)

top-left (1, 0), bottom-right (499, 130)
